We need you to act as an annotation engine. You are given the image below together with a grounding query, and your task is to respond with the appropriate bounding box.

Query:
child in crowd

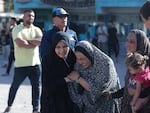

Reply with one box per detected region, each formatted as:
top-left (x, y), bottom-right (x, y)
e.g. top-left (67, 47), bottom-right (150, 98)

top-left (125, 52), bottom-right (150, 113)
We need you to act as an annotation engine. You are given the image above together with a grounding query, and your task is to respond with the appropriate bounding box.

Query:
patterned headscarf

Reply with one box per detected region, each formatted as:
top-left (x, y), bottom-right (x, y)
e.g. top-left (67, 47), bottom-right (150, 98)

top-left (68, 40), bottom-right (120, 113)
top-left (51, 31), bottom-right (71, 51)
top-left (75, 41), bottom-right (94, 64)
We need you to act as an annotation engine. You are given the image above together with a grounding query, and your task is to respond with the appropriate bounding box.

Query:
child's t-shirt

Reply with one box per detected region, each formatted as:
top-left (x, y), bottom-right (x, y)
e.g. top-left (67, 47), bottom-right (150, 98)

top-left (134, 66), bottom-right (150, 88)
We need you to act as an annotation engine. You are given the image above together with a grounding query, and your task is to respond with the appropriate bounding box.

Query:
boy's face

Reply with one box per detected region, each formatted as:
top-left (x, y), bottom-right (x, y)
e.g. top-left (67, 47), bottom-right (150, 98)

top-left (141, 15), bottom-right (150, 30)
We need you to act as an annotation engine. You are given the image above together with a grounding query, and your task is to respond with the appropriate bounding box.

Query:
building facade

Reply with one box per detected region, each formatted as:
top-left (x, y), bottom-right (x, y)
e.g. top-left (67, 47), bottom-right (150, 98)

top-left (14, 0), bottom-right (54, 31)
top-left (14, 0), bottom-right (148, 38)
top-left (96, 0), bottom-right (147, 37)
top-left (14, 0), bottom-right (96, 32)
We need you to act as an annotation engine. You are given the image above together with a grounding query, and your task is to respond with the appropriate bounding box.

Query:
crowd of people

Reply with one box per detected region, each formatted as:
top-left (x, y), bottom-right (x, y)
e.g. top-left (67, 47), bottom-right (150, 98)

top-left (0, 0), bottom-right (150, 113)
top-left (89, 19), bottom-right (120, 63)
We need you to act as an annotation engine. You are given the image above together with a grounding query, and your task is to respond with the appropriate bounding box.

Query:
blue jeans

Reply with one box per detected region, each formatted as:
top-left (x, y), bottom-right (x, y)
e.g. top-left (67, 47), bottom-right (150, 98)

top-left (8, 65), bottom-right (41, 112)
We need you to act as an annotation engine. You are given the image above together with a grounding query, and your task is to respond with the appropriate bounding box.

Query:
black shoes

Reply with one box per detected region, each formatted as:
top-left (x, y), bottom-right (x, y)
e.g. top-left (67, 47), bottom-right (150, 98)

top-left (3, 106), bottom-right (11, 113)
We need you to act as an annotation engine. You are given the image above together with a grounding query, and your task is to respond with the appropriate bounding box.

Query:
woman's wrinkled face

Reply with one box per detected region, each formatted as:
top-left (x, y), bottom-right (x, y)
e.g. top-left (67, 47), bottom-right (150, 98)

top-left (55, 41), bottom-right (69, 58)
top-left (126, 32), bottom-right (137, 53)
top-left (75, 51), bottom-right (92, 68)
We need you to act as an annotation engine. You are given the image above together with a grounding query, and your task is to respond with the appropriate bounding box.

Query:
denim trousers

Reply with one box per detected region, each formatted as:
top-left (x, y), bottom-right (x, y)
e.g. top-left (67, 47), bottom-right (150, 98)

top-left (8, 65), bottom-right (41, 112)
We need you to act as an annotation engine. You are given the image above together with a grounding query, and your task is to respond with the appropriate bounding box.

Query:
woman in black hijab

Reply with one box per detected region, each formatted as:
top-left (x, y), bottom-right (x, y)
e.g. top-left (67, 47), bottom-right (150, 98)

top-left (40, 31), bottom-right (76, 113)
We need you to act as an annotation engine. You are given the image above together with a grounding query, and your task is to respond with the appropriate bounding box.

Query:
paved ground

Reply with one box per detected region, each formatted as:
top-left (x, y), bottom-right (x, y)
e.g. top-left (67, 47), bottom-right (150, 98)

top-left (0, 55), bottom-right (34, 113)
top-left (0, 41), bottom-right (126, 113)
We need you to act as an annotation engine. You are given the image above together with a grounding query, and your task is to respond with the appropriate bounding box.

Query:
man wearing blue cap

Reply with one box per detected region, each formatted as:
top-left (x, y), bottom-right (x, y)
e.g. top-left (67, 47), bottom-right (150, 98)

top-left (40, 7), bottom-right (78, 58)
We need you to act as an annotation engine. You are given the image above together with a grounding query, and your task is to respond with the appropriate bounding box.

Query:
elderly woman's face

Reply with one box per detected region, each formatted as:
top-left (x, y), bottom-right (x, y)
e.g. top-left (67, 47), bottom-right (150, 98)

top-left (126, 32), bottom-right (137, 53)
top-left (75, 51), bottom-right (92, 68)
top-left (55, 41), bottom-right (69, 58)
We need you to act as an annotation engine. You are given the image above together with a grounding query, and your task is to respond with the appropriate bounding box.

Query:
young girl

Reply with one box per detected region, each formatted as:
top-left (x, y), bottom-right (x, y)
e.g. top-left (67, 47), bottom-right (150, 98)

top-left (125, 52), bottom-right (150, 113)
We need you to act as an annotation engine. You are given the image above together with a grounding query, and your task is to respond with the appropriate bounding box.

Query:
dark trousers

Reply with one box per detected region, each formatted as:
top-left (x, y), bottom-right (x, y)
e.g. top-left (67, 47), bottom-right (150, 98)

top-left (6, 50), bottom-right (15, 74)
top-left (7, 65), bottom-right (41, 112)
top-left (108, 43), bottom-right (119, 58)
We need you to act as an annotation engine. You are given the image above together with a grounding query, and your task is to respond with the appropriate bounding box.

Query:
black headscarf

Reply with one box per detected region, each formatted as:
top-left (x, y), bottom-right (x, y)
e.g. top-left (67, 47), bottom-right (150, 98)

top-left (51, 31), bottom-right (71, 51)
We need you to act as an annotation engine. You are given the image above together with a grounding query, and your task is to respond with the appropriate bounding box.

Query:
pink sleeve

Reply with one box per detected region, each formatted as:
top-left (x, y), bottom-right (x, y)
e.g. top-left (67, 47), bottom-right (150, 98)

top-left (134, 74), bottom-right (144, 84)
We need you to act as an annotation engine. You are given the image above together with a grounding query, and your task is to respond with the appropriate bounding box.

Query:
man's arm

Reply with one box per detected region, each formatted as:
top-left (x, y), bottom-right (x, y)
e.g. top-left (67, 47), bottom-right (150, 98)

top-left (15, 38), bottom-right (36, 49)
top-left (27, 37), bottom-right (42, 46)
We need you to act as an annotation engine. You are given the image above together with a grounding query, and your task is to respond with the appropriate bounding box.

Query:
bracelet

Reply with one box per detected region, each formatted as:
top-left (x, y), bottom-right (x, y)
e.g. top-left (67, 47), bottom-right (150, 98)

top-left (76, 76), bottom-right (81, 83)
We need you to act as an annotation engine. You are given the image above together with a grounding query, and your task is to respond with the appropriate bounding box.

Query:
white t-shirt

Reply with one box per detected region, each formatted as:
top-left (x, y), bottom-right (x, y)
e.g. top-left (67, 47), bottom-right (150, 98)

top-left (97, 25), bottom-right (107, 43)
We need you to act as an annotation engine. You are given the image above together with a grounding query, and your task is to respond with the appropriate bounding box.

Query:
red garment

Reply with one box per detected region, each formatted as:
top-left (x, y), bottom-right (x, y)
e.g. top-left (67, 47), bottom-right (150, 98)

top-left (134, 66), bottom-right (150, 88)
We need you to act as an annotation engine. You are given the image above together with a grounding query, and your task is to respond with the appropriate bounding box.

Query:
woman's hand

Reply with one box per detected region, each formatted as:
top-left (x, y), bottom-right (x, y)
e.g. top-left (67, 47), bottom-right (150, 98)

top-left (64, 77), bottom-right (72, 83)
top-left (68, 71), bottom-right (90, 91)
top-left (68, 71), bottom-right (80, 81)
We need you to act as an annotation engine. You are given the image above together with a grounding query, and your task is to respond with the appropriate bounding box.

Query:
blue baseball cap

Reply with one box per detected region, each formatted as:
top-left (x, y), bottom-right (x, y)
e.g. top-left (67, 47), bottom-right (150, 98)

top-left (52, 8), bottom-right (69, 17)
